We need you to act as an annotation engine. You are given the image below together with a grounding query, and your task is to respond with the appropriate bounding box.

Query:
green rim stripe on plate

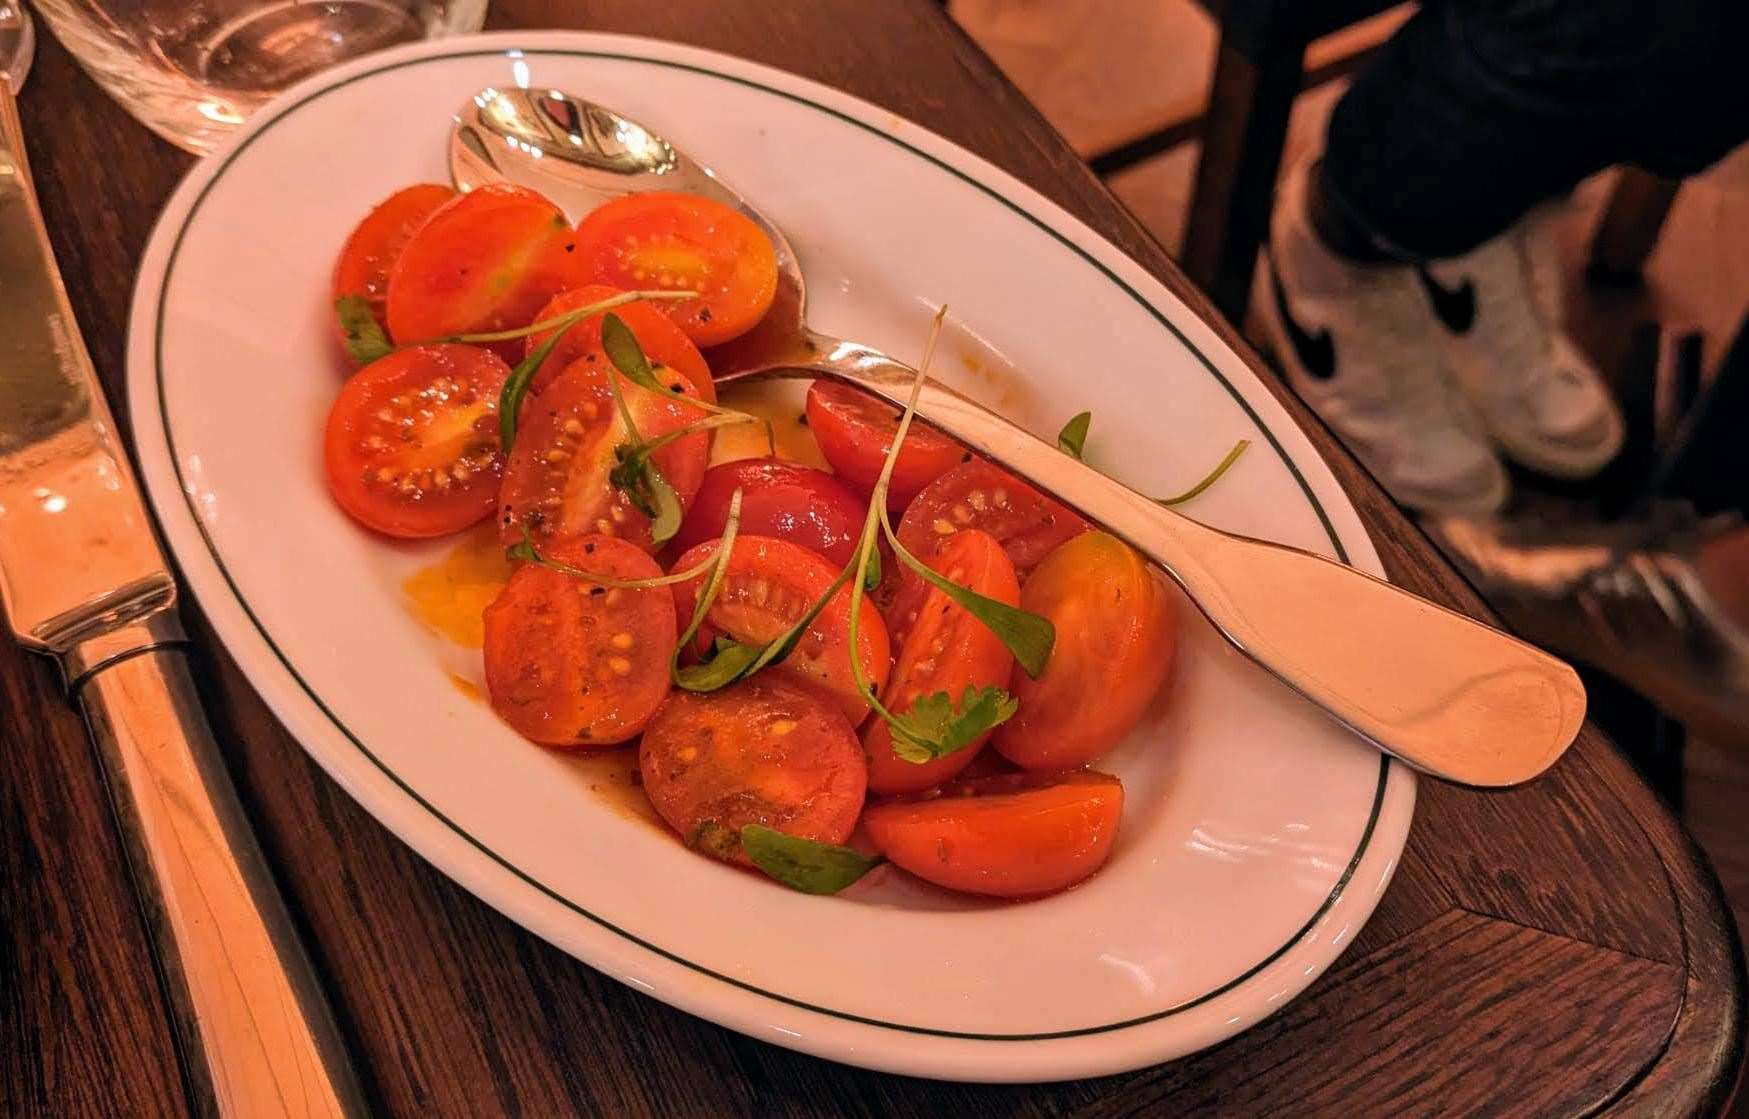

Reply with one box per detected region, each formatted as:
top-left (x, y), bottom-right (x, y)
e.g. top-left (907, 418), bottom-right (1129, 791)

top-left (151, 45), bottom-right (1387, 1041)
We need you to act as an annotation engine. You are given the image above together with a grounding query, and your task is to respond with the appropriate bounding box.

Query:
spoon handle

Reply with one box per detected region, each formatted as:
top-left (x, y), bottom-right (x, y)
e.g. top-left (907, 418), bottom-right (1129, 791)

top-left (798, 341), bottom-right (1586, 787)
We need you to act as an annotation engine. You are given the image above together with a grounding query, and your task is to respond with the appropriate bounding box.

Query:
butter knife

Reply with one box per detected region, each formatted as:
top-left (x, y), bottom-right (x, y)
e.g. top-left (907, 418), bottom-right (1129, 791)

top-left (0, 72), bottom-right (365, 1119)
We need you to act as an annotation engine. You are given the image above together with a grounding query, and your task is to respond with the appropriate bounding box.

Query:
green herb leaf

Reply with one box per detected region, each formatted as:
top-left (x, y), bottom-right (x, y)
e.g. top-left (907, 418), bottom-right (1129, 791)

top-left (740, 824), bottom-right (884, 895)
top-left (1056, 411), bottom-right (1092, 459)
top-left (609, 444), bottom-right (684, 543)
top-left (672, 563), bottom-right (855, 693)
top-left (507, 529), bottom-right (720, 588)
top-left (671, 491), bottom-right (746, 686)
top-left (674, 636), bottom-right (767, 691)
top-left (499, 322), bottom-right (574, 452)
top-left (887, 685), bottom-right (1019, 764)
top-left (601, 313), bottom-right (663, 392)
top-left (335, 295), bottom-right (393, 366)
top-left (1158, 439), bottom-right (1251, 506)
top-left (880, 508), bottom-right (1055, 678)
top-left (440, 288), bottom-right (693, 346)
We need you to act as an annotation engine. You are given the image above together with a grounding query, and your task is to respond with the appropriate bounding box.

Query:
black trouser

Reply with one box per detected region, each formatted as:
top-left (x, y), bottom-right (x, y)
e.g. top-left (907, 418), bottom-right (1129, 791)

top-left (1320, 0), bottom-right (1749, 261)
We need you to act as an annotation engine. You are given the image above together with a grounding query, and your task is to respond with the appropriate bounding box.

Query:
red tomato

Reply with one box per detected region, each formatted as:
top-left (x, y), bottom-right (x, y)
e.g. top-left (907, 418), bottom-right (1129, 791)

top-left (385, 183), bottom-right (588, 351)
top-left (668, 535), bottom-right (890, 723)
top-left (524, 284), bottom-right (714, 402)
top-left (864, 771), bottom-right (1124, 898)
top-left (323, 344), bottom-right (508, 538)
top-left (805, 381), bottom-right (965, 513)
top-left (668, 458), bottom-right (867, 568)
top-left (499, 360), bottom-right (710, 553)
top-left (865, 530), bottom-right (1019, 795)
top-left (331, 183), bottom-right (453, 347)
top-left (572, 192), bottom-right (777, 347)
top-left (483, 535), bottom-right (675, 747)
top-left (994, 532), bottom-right (1176, 770)
top-left (883, 459), bottom-right (1091, 642)
top-left (640, 677), bottom-right (867, 866)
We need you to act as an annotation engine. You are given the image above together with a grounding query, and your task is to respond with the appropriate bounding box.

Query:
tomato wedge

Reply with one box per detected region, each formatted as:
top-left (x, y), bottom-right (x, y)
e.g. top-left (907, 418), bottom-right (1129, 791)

top-left (499, 360), bottom-right (709, 552)
top-left (386, 183), bottom-right (588, 350)
top-left (572, 192), bottom-right (777, 347)
top-left (668, 535), bottom-right (890, 723)
top-left (524, 284), bottom-right (715, 402)
top-left (805, 381), bottom-right (965, 513)
top-left (994, 532), bottom-right (1176, 770)
top-left (323, 344), bottom-right (509, 538)
top-left (864, 771), bottom-right (1124, 898)
top-left (331, 183), bottom-right (453, 347)
top-left (668, 458), bottom-right (866, 568)
top-left (483, 535), bottom-right (676, 747)
top-left (865, 530), bottom-right (1019, 795)
top-left (640, 677), bottom-right (867, 866)
top-left (883, 459), bottom-right (1091, 642)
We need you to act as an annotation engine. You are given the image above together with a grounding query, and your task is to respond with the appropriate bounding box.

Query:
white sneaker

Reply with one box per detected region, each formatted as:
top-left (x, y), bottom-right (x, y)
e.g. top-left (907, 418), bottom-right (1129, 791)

top-left (1257, 165), bottom-right (1509, 516)
top-left (1423, 219), bottom-right (1624, 478)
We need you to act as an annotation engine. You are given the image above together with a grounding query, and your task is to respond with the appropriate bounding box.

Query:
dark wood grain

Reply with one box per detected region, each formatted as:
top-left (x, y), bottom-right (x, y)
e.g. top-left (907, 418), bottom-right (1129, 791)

top-left (3, 1), bottom-right (1743, 1116)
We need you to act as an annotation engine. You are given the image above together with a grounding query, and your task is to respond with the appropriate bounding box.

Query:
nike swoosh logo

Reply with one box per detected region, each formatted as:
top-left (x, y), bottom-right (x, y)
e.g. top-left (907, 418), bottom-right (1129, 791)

top-left (1416, 267), bottom-right (1476, 334)
top-left (1267, 259), bottom-right (1336, 381)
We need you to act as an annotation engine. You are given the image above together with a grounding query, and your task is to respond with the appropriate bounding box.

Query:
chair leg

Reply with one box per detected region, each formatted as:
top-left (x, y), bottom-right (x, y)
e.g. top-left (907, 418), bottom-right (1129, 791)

top-left (1180, 38), bottom-right (1305, 325)
top-left (1587, 167), bottom-right (1681, 284)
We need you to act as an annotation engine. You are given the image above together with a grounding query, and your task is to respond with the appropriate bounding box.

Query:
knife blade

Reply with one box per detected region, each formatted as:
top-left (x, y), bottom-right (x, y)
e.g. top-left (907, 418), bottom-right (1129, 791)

top-left (0, 83), bottom-right (365, 1118)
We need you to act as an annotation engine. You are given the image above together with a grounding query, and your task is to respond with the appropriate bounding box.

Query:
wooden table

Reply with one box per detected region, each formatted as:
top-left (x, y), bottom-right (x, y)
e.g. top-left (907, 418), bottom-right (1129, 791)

top-left (2, 2), bottom-right (1743, 1115)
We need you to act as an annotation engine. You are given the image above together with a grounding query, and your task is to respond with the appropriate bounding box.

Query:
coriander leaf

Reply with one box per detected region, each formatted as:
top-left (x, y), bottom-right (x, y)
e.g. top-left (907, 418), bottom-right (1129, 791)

top-left (887, 685), bottom-right (1018, 763)
top-left (740, 824), bottom-right (884, 895)
top-left (1158, 438), bottom-right (1250, 506)
top-left (499, 323), bottom-right (572, 451)
top-left (880, 506), bottom-right (1054, 678)
top-left (335, 295), bottom-right (392, 365)
top-left (1056, 411), bottom-right (1092, 459)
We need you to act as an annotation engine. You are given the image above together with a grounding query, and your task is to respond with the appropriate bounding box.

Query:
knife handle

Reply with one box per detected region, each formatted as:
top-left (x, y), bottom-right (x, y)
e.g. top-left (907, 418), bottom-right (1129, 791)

top-left (75, 632), bottom-right (368, 1118)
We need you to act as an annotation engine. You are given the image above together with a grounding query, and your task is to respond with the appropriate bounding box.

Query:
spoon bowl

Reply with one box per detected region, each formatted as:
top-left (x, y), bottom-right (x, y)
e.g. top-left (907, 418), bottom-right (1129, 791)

top-left (450, 84), bottom-right (1587, 788)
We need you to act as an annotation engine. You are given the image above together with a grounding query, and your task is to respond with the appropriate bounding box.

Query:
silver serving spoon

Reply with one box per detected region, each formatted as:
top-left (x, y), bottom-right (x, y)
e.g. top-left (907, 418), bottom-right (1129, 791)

top-left (451, 86), bottom-right (1586, 788)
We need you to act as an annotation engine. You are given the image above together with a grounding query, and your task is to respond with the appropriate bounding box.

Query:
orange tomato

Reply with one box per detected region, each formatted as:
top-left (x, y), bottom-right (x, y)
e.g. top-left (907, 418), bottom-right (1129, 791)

top-left (864, 771), bottom-right (1124, 897)
top-left (864, 530), bottom-right (1018, 795)
top-left (993, 532), bottom-right (1176, 769)
top-left (483, 535), bottom-right (675, 747)
top-left (572, 192), bottom-right (777, 347)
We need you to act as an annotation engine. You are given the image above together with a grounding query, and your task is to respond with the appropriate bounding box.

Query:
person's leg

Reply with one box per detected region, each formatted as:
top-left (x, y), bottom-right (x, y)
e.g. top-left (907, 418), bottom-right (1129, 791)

top-left (1261, 0), bottom-right (1747, 511)
top-left (1321, 0), bottom-right (1746, 260)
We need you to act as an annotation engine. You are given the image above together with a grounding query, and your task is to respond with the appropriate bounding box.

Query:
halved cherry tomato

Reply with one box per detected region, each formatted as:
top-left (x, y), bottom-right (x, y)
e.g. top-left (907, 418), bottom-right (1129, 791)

top-left (323, 344), bottom-right (508, 538)
top-left (668, 458), bottom-right (866, 568)
top-left (483, 535), bottom-right (675, 747)
top-left (805, 381), bottom-right (965, 513)
top-left (640, 676), bottom-right (866, 866)
top-left (386, 183), bottom-right (588, 351)
top-left (865, 530), bottom-right (1019, 795)
top-left (864, 771), bottom-right (1124, 898)
top-left (331, 183), bottom-right (453, 348)
top-left (572, 192), bottom-right (777, 347)
top-left (499, 360), bottom-right (709, 552)
top-left (524, 284), bottom-right (715, 402)
top-left (994, 532), bottom-right (1176, 770)
top-left (882, 459), bottom-right (1091, 642)
top-left (668, 535), bottom-right (890, 723)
